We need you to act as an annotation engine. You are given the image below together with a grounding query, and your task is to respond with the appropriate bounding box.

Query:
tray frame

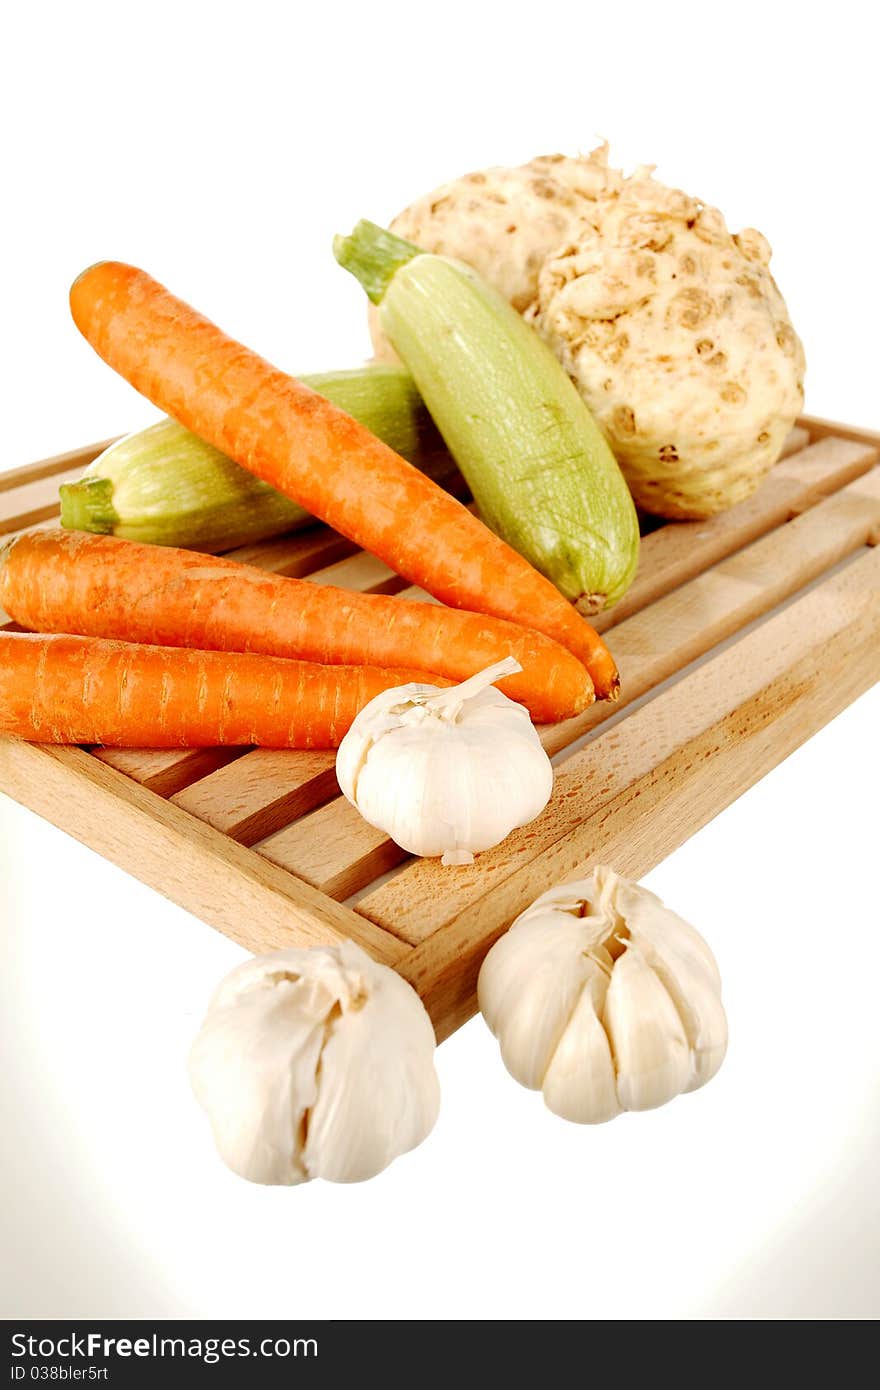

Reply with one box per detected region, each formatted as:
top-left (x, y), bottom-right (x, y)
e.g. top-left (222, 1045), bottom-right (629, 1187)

top-left (1, 415), bottom-right (878, 1038)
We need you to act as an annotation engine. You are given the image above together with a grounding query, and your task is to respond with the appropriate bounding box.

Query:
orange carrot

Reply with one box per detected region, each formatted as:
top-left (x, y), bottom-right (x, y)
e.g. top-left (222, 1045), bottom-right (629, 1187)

top-left (0, 632), bottom-right (447, 749)
top-left (0, 528), bottom-right (593, 723)
top-left (69, 261), bottom-right (619, 699)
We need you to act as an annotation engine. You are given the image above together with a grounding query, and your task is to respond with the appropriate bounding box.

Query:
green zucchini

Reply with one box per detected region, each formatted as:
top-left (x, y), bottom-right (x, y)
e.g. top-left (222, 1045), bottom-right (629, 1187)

top-left (334, 222), bottom-right (639, 612)
top-left (59, 365), bottom-right (448, 552)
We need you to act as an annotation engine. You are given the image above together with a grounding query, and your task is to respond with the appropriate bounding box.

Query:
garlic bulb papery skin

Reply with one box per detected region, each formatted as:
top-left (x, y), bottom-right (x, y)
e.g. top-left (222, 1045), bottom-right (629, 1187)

top-left (189, 942), bottom-right (440, 1185)
top-left (477, 866), bottom-right (727, 1123)
top-left (336, 657), bottom-right (554, 867)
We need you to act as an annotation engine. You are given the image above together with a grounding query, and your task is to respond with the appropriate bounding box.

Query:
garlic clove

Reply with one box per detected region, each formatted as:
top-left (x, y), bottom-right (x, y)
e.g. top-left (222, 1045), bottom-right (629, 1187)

top-left (541, 971), bottom-right (622, 1124)
top-left (617, 880), bottom-right (722, 990)
top-left (515, 886), bottom-right (619, 953)
top-left (188, 978), bottom-right (329, 1185)
top-left (603, 946), bottom-right (691, 1111)
top-left (303, 955), bottom-right (440, 1183)
top-left (515, 867), bottom-right (628, 950)
top-left (628, 927), bottom-right (728, 1092)
top-left (478, 920), bottom-right (596, 1089)
top-left (514, 875), bottom-right (604, 924)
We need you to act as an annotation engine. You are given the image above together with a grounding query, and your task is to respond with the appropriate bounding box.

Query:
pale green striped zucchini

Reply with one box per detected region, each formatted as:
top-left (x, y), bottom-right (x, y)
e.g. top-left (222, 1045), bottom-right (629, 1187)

top-left (334, 222), bottom-right (639, 612)
top-left (60, 365), bottom-right (447, 552)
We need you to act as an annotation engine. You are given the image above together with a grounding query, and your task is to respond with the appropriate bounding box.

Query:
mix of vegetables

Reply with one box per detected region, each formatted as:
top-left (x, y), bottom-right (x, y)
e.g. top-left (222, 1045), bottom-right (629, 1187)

top-left (335, 220), bottom-right (640, 613)
top-left (68, 260), bottom-right (619, 698)
top-left (371, 144), bottom-right (805, 520)
top-left (4, 147), bottom-right (800, 1182)
top-left (59, 365), bottom-right (449, 551)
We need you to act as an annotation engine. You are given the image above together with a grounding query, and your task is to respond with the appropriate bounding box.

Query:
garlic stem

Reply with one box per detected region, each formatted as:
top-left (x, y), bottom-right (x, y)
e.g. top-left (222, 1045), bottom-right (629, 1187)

top-left (423, 656), bottom-right (522, 722)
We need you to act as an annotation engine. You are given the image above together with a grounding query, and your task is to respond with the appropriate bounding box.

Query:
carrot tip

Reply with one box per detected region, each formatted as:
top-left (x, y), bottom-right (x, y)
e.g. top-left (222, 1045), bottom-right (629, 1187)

top-left (70, 261), bottom-right (109, 295)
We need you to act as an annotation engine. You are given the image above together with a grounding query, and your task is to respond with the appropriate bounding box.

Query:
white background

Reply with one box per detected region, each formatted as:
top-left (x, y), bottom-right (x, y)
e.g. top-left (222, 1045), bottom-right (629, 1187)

top-left (1, 0), bottom-right (878, 1321)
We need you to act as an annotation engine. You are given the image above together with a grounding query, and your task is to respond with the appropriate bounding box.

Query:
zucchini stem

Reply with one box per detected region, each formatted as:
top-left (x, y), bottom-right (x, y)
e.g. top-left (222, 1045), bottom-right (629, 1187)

top-left (333, 221), bottom-right (421, 304)
top-left (59, 477), bottom-right (119, 533)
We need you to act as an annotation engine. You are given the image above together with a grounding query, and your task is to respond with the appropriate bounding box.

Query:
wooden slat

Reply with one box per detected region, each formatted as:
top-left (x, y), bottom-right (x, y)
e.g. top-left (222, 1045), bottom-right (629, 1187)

top-left (305, 552), bottom-right (404, 594)
top-left (0, 464), bottom-right (91, 534)
top-left (779, 424), bottom-right (812, 457)
top-left (171, 749), bottom-right (338, 845)
top-left (592, 435), bottom-right (877, 632)
top-left (799, 414), bottom-right (880, 448)
top-left (0, 437), bottom-right (118, 493)
top-left (224, 526), bottom-right (358, 577)
top-left (541, 465), bottom-right (880, 754)
top-left (266, 468), bottom-right (880, 911)
top-left (0, 741), bottom-right (406, 966)
top-left (93, 746), bottom-right (244, 796)
top-left (395, 586), bottom-right (443, 604)
top-left (257, 798), bottom-right (405, 902)
top-left (387, 547), bottom-right (880, 1034)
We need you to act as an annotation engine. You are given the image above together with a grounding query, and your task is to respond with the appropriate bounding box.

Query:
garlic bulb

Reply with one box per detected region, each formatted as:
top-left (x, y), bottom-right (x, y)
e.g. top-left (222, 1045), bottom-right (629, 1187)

top-left (189, 941), bottom-right (440, 1185)
top-left (335, 657), bottom-right (553, 866)
top-left (478, 866), bottom-right (727, 1122)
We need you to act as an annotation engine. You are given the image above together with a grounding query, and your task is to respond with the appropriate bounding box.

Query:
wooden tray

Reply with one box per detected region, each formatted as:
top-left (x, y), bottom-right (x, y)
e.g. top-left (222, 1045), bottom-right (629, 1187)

top-left (2, 416), bottom-right (878, 1039)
